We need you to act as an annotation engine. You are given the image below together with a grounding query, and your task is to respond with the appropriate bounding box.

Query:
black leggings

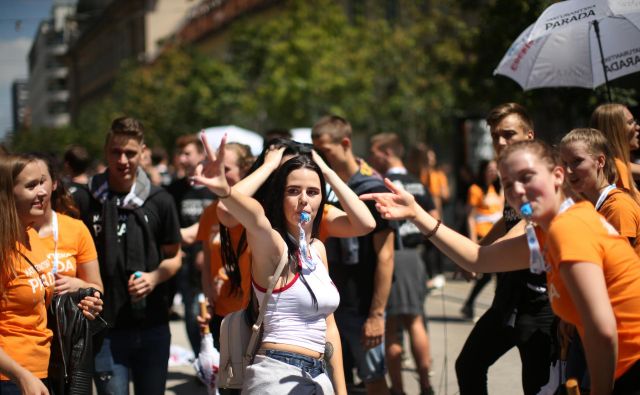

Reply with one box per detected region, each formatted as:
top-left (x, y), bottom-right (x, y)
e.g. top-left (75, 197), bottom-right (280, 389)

top-left (455, 307), bottom-right (555, 395)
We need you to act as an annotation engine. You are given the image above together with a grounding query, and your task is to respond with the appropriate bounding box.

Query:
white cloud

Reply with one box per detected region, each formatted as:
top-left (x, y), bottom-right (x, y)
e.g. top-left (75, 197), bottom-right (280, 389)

top-left (0, 36), bottom-right (32, 137)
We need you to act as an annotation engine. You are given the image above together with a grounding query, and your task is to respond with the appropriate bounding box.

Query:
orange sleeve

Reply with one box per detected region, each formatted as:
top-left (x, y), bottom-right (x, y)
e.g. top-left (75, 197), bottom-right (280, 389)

top-left (196, 202), bottom-right (219, 242)
top-left (438, 171), bottom-right (449, 189)
top-left (600, 192), bottom-right (640, 239)
top-left (467, 185), bottom-right (483, 208)
top-left (615, 158), bottom-right (631, 190)
top-left (547, 211), bottom-right (603, 269)
top-left (318, 204), bottom-right (333, 243)
top-left (74, 218), bottom-right (98, 264)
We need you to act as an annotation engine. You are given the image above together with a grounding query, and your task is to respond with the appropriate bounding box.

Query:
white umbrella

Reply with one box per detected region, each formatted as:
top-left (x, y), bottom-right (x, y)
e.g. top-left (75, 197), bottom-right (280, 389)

top-left (291, 128), bottom-right (312, 144)
top-left (202, 125), bottom-right (264, 156)
top-left (494, 0), bottom-right (640, 100)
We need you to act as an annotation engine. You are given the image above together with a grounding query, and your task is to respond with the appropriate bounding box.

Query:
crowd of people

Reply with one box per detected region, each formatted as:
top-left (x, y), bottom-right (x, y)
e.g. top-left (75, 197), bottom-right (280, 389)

top-left (0, 101), bottom-right (639, 395)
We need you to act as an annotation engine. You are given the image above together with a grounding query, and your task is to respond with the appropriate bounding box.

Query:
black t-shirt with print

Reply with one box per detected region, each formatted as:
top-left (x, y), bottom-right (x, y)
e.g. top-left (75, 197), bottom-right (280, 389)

top-left (74, 185), bottom-right (181, 328)
top-left (166, 177), bottom-right (215, 286)
top-left (386, 171), bottom-right (436, 248)
top-left (166, 177), bottom-right (215, 228)
top-left (325, 163), bottom-right (396, 316)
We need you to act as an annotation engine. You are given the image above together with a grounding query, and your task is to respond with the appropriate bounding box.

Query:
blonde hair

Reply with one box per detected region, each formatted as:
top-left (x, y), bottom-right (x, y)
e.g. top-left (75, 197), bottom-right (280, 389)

top-left (590, 103), bottom-right (640, 202)
top-left (499, 139), bottom-right (559, 168)
top-left (0, 154), bottom-right (37, 294)
top-left (311, 115), bottom-right (352, 142)
top-left (560, 128), bottom-right (618, 185)
top-left (224, 142), bottom-right (254, 177)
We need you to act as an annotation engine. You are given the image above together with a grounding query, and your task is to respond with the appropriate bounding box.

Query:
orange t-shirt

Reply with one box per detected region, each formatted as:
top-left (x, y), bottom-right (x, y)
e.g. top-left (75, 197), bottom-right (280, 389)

top-left (197, 202), bottom-right (252, 317)
top-left (28, 213), bottom-right (98, 279)
top-left (599, 188), bottom-right (640, 256)
top-left (318, 204), bottom-right (333, 243)
top-left (541, 201), bottom-right (640, 378)
top-left (615, 157), bottom-right (632, 191)
top-left (0, 239), bottom-right (54, 379)
top-left (421, 169), bottom-right (448, 199)
top-left (467, 184), bottom-right (503, 238)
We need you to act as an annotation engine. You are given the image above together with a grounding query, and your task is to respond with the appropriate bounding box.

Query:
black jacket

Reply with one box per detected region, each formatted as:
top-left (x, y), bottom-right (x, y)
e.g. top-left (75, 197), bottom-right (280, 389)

top-left (48, 288), bottom-right (107, 395)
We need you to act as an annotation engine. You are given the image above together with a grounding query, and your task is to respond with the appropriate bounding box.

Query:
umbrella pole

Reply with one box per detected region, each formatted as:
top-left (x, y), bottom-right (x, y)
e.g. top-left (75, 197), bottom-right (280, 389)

top-left (593, 20), bottom-right (613, 102)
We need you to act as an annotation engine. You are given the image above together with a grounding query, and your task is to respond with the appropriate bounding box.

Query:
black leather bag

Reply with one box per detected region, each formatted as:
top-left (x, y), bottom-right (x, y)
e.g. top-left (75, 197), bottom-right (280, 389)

top-left (47, 287), bottom-right (107, 395)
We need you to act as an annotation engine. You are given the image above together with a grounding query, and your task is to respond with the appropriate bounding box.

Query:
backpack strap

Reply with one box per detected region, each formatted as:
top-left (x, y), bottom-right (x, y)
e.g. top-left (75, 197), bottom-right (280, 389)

top-left (244, 243), bottom-right (289, 360)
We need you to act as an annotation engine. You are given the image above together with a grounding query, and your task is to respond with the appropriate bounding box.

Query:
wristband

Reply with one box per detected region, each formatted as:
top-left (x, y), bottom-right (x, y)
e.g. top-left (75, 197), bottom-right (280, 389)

top-left (425, 219), bottom-right (442, 239)
top-left (217, 187), bottom-right (232, 199)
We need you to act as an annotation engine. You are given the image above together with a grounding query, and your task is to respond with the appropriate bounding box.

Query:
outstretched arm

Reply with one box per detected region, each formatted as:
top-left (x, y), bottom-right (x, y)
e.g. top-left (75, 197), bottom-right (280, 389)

top-left (361, 178), bottom-right (530, 273)
top-left (312, 150), bottom-right (376, 237)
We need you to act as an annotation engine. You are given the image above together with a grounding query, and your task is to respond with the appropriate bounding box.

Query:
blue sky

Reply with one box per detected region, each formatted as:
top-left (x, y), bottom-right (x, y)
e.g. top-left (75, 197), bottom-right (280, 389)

top-left (0, 0), bottom-right (53, 137)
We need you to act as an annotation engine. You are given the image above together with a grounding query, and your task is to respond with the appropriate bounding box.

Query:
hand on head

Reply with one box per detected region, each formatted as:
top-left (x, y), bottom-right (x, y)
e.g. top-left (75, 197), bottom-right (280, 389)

top-left (263, 145), bottom-right (287, 168)
top-left (191, 132), bottom-right (231, 197)
top-left (311, 150), bottom-right (331, 175)
top-left (360, 178), bottom-right (418, 220)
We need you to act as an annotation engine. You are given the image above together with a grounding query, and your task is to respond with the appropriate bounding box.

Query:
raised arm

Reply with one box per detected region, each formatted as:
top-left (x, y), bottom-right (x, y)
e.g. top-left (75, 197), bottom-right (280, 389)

top-left (361, 178), bottom-right (530, 273)
top-left (192, 134), bottom-right (284, 275)
top-left (217, 146), bottom-right (286, 227)
top-left (312, 150), bottom-right (376, 237)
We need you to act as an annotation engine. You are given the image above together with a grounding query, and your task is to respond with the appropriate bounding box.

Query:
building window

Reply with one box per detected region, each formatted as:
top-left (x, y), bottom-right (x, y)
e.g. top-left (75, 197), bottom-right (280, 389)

top-left (48, 101), bottom-right (68, 115)
top-left (47, 77), bottom-right (67, 91)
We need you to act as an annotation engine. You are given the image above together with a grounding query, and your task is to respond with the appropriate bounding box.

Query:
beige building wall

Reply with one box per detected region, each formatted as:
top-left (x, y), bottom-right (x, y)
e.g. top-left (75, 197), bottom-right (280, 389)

top-left (145, 0), bottom-right (193, 61)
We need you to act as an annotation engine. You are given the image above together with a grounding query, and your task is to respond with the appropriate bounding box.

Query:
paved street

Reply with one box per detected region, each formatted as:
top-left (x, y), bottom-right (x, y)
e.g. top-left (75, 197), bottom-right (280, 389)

top-left (165, 274), bottom-right (521, 395)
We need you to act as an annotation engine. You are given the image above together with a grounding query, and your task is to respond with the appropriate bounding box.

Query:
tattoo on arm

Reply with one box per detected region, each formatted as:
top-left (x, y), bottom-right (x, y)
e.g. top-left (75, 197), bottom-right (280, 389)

top-left (324, 342), bottom-right (334, 361)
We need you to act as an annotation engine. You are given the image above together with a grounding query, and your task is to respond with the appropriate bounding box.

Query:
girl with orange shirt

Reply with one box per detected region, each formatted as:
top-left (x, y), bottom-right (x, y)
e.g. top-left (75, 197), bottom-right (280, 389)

top-left (363, 140), bottom-right (640, 395)
top-left (0, 155), bottom-right (102, 395)
top-left (461, 159), bottom-right (503, 320)
top-left (466, 160), bottom-right (503, 243)
top-left (560, 129), bottom-right (640, 255)
top-left (28, 156), bottom-right (103, 294)
top-left (591, 103), bottom-right (640, 205)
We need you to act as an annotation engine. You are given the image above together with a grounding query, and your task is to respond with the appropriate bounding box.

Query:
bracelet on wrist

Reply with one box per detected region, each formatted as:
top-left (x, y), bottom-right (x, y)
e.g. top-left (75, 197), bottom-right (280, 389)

top-left (217, 187), bottom-right (232, 199)
top-left (425, 219), bottom-right (442, 239)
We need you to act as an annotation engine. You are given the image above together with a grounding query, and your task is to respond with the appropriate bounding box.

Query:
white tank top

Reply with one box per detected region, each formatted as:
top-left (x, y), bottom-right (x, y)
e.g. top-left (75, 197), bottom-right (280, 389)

top-left (252, 244), bottom-right (340, 354)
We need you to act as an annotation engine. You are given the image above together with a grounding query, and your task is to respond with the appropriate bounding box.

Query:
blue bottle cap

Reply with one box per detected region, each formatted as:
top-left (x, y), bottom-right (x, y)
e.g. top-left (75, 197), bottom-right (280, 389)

top-left (300, 212), bottom-right (311, 224)
top-left (520, 202), bottom-right (533, 218)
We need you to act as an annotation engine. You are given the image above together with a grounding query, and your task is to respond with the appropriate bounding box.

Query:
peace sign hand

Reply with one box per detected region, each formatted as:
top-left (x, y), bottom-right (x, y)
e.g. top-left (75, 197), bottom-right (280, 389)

top-left (191, 132), bottom-right (231, 198)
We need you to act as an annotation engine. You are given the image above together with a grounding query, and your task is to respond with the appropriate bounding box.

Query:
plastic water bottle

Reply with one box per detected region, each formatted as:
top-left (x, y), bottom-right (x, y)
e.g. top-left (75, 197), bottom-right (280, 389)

top-left (520, 203), bottom-right (547, 274)
top-left (298, 212), bottom-right (316, 270)
top-left (131, 271), bottom-right (147, 321)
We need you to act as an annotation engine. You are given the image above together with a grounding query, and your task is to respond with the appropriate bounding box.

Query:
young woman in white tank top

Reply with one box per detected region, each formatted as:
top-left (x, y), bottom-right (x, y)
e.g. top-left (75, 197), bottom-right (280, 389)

top-left (193, 135), bottom-right (347, 395)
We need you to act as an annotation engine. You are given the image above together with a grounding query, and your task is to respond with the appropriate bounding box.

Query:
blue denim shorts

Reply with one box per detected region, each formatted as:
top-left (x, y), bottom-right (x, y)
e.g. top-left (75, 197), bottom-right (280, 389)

top-left (262, 350), bottom-right (327, 378)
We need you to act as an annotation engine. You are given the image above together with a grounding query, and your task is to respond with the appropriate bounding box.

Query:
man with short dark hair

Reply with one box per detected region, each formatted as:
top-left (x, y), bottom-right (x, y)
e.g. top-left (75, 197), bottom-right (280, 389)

top-left (454, 103), bottom-right (555, 395)
top-left (73, 116), bottom-right (182, 395)
top-left (312, 115), bottom-right (395, 395)
top-left (63, 144), bottom-right (91, 194)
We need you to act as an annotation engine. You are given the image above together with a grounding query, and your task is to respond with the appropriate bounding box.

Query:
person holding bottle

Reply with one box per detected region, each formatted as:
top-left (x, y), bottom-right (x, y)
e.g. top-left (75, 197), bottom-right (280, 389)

top-left (72, 117), bottom-right (182, 395)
